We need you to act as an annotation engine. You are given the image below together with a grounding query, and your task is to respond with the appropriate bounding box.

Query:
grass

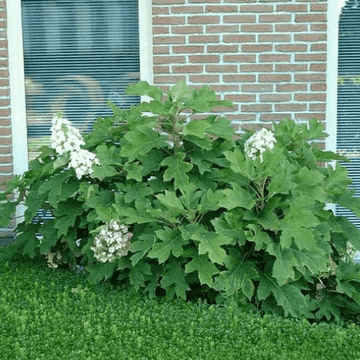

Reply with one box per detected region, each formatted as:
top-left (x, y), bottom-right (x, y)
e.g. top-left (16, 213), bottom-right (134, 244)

top-left (1, 247), bottom-right (360, 360)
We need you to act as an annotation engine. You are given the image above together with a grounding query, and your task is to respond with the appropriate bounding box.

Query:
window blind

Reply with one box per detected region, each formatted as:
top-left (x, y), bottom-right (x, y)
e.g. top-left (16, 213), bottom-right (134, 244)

top-left (337, 0), bottom-right (360, 229)
top-left (21, 0), bottom-right (140, 160)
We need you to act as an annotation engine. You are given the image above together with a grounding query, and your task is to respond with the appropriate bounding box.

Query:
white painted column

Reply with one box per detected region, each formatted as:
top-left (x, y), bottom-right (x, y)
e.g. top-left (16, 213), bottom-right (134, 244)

top-left (7, 0), bottom-right (28, 225)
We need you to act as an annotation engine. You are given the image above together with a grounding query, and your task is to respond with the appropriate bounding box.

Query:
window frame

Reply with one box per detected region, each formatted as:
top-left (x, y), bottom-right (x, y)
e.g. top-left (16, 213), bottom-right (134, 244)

top-left (7, 0), bottom-right (153, 224)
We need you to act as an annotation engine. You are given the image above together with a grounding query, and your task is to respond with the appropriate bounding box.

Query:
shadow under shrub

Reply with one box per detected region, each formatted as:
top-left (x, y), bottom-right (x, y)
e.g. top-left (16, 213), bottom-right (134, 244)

top-left (1, 81), bottom-right (360, 326)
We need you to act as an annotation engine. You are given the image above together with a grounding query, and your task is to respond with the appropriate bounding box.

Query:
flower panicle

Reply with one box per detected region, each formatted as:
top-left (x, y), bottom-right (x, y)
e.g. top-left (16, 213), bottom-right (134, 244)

top-left (244, 127), bottom-right (277, 163)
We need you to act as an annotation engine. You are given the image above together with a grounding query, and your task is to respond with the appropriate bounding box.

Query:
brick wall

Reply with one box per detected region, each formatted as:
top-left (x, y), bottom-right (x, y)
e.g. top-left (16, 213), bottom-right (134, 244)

top-left (152, 0), bottom-right (327, 132)
top-left (0, 0), bottom-right (12, 192)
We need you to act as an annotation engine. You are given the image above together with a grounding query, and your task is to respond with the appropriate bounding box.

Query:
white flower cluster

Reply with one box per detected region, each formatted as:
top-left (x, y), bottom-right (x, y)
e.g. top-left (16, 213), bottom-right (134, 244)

top-left (50, 115), bottom-right (85, 155)
top-left (244, 128), bottom-right (277, 163)
top-left (69, 149), bottom-right (100, 179)
top-left (50, 114), bottom-right (100, 179)
top-left (91, 220), bottom-right (133, 263)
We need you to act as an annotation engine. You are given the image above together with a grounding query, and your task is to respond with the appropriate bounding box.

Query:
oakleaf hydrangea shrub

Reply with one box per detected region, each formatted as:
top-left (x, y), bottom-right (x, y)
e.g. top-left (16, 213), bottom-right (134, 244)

top-left (2, 81), bottom-right (360, 325)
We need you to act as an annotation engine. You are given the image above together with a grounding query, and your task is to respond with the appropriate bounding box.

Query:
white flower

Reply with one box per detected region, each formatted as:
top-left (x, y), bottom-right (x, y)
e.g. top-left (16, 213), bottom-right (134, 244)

top-left (244, 128), bottom-right (277, 163)
top-left (75, 239), bottom-right (81, 247)
top-left (91, 220), bottom-right (132, 263)
top-left (69, 149), bottom-right (100, 179)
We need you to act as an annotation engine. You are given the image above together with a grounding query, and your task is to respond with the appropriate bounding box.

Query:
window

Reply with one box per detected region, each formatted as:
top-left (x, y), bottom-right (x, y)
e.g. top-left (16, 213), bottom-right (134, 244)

top-left (21, 0), bottom-right (140, 160)
top-left (7, 0), bottom-right (152, 225)
top-left (336, 0), bottom-right (360, 228)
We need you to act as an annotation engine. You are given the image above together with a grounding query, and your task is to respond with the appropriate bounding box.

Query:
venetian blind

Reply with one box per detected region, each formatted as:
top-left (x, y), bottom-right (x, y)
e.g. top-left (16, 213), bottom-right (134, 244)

top-left (337, 0), bottom-right (360, 228)
top-left (21, 0), bottom-right (140, 160)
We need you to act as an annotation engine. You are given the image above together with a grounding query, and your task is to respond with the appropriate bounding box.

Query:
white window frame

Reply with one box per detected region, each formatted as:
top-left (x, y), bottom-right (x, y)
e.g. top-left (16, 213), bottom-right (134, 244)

top-left (7, 0), bottom-right (153, 224)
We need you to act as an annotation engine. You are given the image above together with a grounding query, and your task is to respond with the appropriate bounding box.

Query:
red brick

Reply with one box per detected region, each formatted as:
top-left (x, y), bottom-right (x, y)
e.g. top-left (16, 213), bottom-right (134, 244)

top-left (311, 43), bottom-right (326, 51)
top-left (172, 65), bottom-right (203, 73)
top-left (223, 74), bottom-right (255, 82)
top-left (209, 85), bottom-right (239, 92)
top-left (260, 94), bottom-right (291, 102)
top-left (0, 166), bottom-right (13, 173)
top-left (311, 83), bottom-right (326, 91)
top-left (310, 3), bottom-right (327, 11)
top-left (0, 146), bottom-right (11, 154)
top-left (153, 36), bottom-right (185, 45)
top-left (311, 24), bottom-right (327, 31)
top-left (241, 24), bottom-right (273, 33)
top-left (189, 55), bottom-right (219, 63)
top-left (259, 54), bottom-right (291, 62)
top-left (189, 0), bottom-right (220, 2)
top-left (295, 113), bottom-right (325, 121)
top-left (225, 94), bottom-right (256, 102)
top-left (276, 84), bottom-right (307, 92)
top-left (295, 54), bottom-right (326, 61)
top-left (154, 55), bottom-right (186, 64)
top-left (276, 44), bottom-right (308, 52)
top-left (275, 103), bottom-right (308, 111)
top-left (224, 54), bottom-right (256, 62)
top-left (0, 127), bottom-right (10, 135)
top-left (154, 65), bottom-right (170, 74)
top-left (309, 103), bottom-right (326, 111)
top-left (294, 73), bottom-right (326, 82)
top-left (153, 16), bottom-right (185, 25)
top-left (276, 64), bottom-right (308, 72)
top-left (171, 25), bottom-right (203, 34)
top-left (275, 24), bottom-right (307, 32)
top-left (0, 109), bottom-right (10, 116)
top-left (154, 75), bottom-right (186, 83)
top-left (206, 65), bottom-right (237, 72)
top-left (310, 63), bottom-right (327, 71)
top-left (206, 25), bottom-right (239, 33)
top-left (0, 118), bottom-right (10, 126)
top-left (153, 0), bottom-right (185, 4)
top-left (276, 4), bottom-right (307, 12)
top-left (188, 15), bottom-right (220, 24)
top-left (258, 34), bottom-right (291, 42)
top-left (0, 155), bottom-right (12, 164)
top-left (205, 5), bottom-right (239, 12)
top-left (259, 74), bottom-right (291, 82)
top-left (153, 46), bottom-right (170, 54)
top-left (0, 136), bottom-right (11, 145)
top-left (294, 34), bottom-right (327, 42)
top-left (223, 35), bottom-right (256, 43)
top-left (171, 6), bottom-right (204, 13)
top-left (259, 14), bottom-right (291, 22)
top-left (212, 104), bottom-right (239, 112)
top-left (208, 45), bottom-right (239, 53)
top-left (153, 6), bottom-right (170, 15)
top-left (153, 27), bottom-right (170, 35)
top-left (242, 44), bottom-right (273, 52)
top-left (240, 5), bottom-right (274, 12)
top-left (295, 14), bottom-right (326, 23)
top-left (189, 35), bottom-right (219, 43)
top-left (223, 15), bottom-right (256, 23)
top-left (227, 114), bottom-right (256, 122)
top-left (189, 75), bottom-right (220, 83)
top-left (172, 45), bottom-right (204, 53)
top-left (261, 113), bottom-right (291, 122)
top-left (240, 64), bottom-right (273, 72)
top-left (294, 93), bottom-right (326, 101)
top-left (241, 84), bottom-right (273, 92)
top-left (242, 104), bottom-right (272, 112)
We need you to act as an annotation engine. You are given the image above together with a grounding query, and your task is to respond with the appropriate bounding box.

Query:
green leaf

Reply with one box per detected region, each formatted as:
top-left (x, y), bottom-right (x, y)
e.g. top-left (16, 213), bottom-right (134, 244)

top-left (161, 152), bottom-right (193, 189)
top-left (129, 259), bottom-right (152, 291)
top-left (148, 227), bottom-right (188, 264)
top-left (86, 261), bottom-right (118, 285)
top-left (184, 249), bottom-right (219, 287)
top-left (266, 243), bottom-right (330, 286)
top-left (38, 220), bottom-right (59, 254)
top-left (224, 149), bottom-right (257, 180)
top-left (124, 162), bottom-right (143, 181)
top-left (183, 119), bottom-right (212, 138)
top-left (213, 249), bottom-right (259, 299)
top-left (156, 190), bottom-right (184, 212)
top-left (257, 272), bottom-right (313, 318)
top-left (245, 224), bottom-right (272, 251)
top-left (121, 126), bottom-right (168, 162)
top-left (24, 191), bottom-right (48, 224)
top-left (323, 163), bottom-right (353, 197)
top-left (267, 166), bottom-right (297, 196)
top-left (218, 183), bottom-right (256, 210)
top-left (198, 188), bottom-right (224, 212)
top-left (122, 182), bottom-right (152, 203)
top-left (126, 81), bottom-right (163, 102)
top-left (207, 117), bottom-right (236, 141)
top-left (336, 216), bottom-right (360, 251)
top-left (169, 81), bottom-right (192, 103)
top-left (130, 234), bottom-right (156, 266)
top-left (333, 189), bottom-right (360, 219)
top-left (211, 212), bottom-right (246, 245)
top-left (0, 201), bottom-right (17, 227)
top-left (189, 154), bottom-right (211, 175)
top-left (191, 227), bottom-right (230, 265)
top-left (161, 257), bottom-right (190, 300)
top-left (54, 199), bottom-right (84, 237)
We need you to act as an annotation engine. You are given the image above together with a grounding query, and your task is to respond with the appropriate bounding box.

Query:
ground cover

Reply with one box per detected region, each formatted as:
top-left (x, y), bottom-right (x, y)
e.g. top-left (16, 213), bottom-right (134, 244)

top-left (1, 249), bottom-right (360, 360)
